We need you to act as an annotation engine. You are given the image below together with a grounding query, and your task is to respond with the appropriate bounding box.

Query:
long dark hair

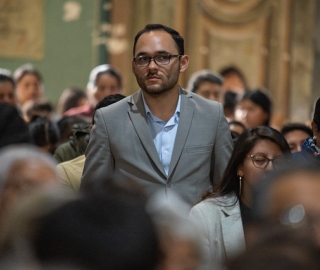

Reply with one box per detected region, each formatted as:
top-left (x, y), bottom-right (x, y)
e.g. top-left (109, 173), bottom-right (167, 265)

top-left (202, 126), bottom-right (291, 201)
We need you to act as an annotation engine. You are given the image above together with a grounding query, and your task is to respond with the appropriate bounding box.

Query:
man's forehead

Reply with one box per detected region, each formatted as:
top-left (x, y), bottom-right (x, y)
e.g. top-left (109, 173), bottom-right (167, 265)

top-left (135, 30), bottom-right (177, 53)
top-left (139, 29), bottom-right (170, 38)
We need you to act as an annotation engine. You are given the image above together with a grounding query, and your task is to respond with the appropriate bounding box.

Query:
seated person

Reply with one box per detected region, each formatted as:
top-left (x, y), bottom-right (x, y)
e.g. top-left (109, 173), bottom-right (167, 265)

top-left (219, 66), bottom-right (247, 95)
top-left (0, 103), bottom-right (30, 149)
top-left (53, 122), bottom-right (90, 163)
top-left (281, 123), bottom-right (313, 153)
top-left (56, 87), bottom-right (87, 119)
top-left (186, 69), bottom-right (224, 103)
top-left (56, 115), bottom-right (88, 145)
top-left (64, 65), bottom-right (122, 121)
top-left (13, 64), bottom-right (44, 107)
top-left (235, 89), bottom-right (272, 128)
top-left (189, 126), bottom-right (291, 268)
top-left (56, 94), bottom-right (126, 192)
top-left (21, 98), bottom-right (54, 123)
top-left (0, 70), bottom-right (16, 107)
top-left (29, 116), bottom-right (60, 154)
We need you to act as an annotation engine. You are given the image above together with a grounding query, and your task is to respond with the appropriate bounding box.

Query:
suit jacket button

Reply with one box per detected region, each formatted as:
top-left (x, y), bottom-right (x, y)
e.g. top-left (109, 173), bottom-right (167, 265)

top-left (167, 183), bottom-right (171, 188)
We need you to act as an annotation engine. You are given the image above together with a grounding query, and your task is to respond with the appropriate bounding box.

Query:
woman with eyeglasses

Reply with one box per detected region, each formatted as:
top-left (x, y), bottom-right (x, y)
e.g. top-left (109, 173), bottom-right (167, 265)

top-left (189, 126), bottom-right (291, 268)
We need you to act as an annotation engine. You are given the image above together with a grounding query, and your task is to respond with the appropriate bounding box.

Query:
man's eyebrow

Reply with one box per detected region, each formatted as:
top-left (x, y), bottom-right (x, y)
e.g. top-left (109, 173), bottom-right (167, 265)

top-left (135, 50), bottom-right (170, 56)
top-left (156, 50), bottom-right (170, 54)
top-left (136, 52), bottom-right (147, 56)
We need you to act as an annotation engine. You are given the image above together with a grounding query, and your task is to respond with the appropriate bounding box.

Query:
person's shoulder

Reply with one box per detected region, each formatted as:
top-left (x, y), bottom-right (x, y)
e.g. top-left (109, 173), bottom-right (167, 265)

top-left (191, 197), bottom-right (223, 213)
top-left (57, 155), bottom-right (85, 181)
top-left (64, 103), bottom-right (93, 117)
top-left (53, 141), bottom-right (77, 162)
top-left (192, 195), bottom-right (237, 211)
top-left (59, 154), bottom-right (85, 167)
top-left (189, 197), bottom-right (225, 224)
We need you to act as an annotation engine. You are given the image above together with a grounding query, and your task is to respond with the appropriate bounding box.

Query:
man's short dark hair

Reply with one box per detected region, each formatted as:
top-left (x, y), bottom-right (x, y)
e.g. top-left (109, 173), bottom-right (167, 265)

top-left (0, 74), bottom-right (15, 88)
top-left (281, 123), bottom-right (313, 138)
top-left (219, 66), bottom-right (247, 89)
top-left (191, 72), bottom-right (224, 93)
top-left (0, 103), bottom-right (30, 148)
top-left (133, 24), bottom-right (184, 56)
top-left (223, 90), bottom-right (239, 116)
top-left (92, 94), bottom-right (126, 125)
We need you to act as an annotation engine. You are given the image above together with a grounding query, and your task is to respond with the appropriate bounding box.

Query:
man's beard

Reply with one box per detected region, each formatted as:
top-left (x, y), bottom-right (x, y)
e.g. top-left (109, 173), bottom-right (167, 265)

top-left (136, 72), bottom-right (179, 96)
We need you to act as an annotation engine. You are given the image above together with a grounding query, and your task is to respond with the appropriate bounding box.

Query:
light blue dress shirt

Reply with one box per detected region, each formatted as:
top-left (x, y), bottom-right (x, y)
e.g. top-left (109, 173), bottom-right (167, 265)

top-left (142, 94), bottom-right (181, 175)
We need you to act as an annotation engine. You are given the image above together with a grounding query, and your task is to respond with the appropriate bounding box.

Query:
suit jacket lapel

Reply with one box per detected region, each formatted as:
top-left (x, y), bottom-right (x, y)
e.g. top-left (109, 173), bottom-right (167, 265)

top-left (127, 91), bottom-right (167, 178)
top-left (168, 89), bottom-right (195, 178)
top-left (220, 197), bottom-right (245, 259)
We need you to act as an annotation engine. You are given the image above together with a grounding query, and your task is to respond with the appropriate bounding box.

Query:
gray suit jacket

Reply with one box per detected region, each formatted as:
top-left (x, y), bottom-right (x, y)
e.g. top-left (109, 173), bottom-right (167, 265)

top-left (81, 88), bottom-right (233, 209)
top-left (189, 195), bottom-right (245, 269)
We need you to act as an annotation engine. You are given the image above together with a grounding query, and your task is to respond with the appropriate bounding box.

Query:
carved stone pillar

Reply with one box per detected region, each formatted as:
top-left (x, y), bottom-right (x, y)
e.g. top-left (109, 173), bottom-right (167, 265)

top-left (289, 0), bottom-right (316, 123)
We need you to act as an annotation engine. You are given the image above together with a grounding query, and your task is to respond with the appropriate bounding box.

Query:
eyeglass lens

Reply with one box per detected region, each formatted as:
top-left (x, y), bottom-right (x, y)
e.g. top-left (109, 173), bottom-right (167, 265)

top-left (135, 55), bottom-right (179, 66)
top-left (251, 154), bottom-right (283, 169)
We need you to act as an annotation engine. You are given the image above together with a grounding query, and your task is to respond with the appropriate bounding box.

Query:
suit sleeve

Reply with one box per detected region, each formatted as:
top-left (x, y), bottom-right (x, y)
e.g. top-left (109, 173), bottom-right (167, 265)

top-left (211, 103), bottom-right (233, 185)
top-left (80, 109), bottom-right (114, 193)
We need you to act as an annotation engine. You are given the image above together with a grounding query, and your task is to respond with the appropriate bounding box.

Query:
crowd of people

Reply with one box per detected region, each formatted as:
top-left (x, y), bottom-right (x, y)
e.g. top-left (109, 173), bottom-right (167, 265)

top-left (0, 23), bottom-right (319, 269)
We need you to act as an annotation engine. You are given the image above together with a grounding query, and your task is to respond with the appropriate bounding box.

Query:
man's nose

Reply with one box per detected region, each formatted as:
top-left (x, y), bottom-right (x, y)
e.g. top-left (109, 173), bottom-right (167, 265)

top-left (148, 58), bottom-right (158, 69)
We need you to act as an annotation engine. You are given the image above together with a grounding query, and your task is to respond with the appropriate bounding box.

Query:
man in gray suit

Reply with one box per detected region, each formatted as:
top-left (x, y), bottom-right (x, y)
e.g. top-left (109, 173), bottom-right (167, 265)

top-left (81, 24), bottom-right (233, 209)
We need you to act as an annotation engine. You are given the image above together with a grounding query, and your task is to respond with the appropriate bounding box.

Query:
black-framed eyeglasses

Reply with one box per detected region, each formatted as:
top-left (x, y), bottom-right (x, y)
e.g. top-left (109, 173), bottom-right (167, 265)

top-left (248, 154), bottom-right (284, 169)
top-left (133, 54), bottom-right (182, 67)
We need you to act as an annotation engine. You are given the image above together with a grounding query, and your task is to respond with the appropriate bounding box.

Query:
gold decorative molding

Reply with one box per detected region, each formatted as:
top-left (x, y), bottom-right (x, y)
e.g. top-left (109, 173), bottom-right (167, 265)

top-left (197, 0), bottom-right (276, 24)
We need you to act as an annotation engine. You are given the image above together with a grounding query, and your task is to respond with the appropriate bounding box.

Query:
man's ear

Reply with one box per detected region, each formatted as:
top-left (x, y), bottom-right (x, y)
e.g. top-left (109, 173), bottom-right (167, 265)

top-left (131, 60), bottom-right (136, 75)
top-left (179, 55), bottom-right (189, 73)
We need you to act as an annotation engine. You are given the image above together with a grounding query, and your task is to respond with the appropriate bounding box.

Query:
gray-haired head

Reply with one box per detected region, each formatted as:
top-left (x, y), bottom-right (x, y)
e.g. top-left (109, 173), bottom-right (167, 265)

top-left (0, 144), bottom-right (59, 192)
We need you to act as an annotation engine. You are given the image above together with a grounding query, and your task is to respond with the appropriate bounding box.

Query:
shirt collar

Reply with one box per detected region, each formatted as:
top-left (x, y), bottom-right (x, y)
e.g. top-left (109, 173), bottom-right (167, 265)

top-left (142, 92), bottom-right (181, 122)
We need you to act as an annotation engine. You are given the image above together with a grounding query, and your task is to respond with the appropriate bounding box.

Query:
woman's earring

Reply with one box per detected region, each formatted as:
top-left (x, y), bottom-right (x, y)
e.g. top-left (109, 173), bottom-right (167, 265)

top-left (239, 176), bottom-right (242, 195)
